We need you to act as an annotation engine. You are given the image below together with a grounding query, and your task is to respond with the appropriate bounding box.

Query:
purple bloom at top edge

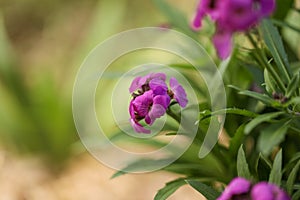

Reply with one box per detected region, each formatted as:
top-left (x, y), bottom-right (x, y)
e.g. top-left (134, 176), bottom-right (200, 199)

top-left (192, 0), bottom-right (276, 59)
top-left (217, 177), bottom-right (251, 200)
top-left (251, 182), bottom-right (291, 200)
top-left (170, 77), bottom-right (188, 108)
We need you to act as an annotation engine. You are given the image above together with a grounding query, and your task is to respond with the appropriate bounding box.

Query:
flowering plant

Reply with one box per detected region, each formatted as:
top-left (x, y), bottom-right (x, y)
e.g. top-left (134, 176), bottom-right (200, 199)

top-left (111, 0), bottom-right (300, 199)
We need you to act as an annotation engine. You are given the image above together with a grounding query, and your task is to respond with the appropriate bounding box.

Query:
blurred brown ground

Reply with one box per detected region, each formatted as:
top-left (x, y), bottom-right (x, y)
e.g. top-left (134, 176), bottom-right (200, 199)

top-left (0, 150), bottom-right (204, 200)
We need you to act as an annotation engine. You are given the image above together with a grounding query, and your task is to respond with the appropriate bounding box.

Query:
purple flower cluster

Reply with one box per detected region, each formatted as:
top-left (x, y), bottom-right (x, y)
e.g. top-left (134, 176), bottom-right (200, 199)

top-left (192, 0), bottom-right (276, 59)
top-left (129, 73), bottom-right (187, 134)
top-left (217, 177), bottom-right (290, 200)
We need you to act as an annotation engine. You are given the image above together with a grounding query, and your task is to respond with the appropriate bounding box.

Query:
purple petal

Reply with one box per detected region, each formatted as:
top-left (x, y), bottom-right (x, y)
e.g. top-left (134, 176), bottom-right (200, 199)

top-left (170, 77), bottom-right (188, 108)
top-left (192, 0), bottom-right (221, 30)
top-left (129, 100), bottom-right (135, 119)
top-left (150, 73), bottom-right (166, 81)
top-left (251, 182), bottom-right (274, 200)
top-left (259, 0), bottom-right (276, 16)
top-left (192, 1), bottom-right (205, 30)
top-left (154, 94), bottom-right (171, 109)
top-left (146, 104), bottom-right (166, 125)
top-left (212, 29), bottom-right (233, 59)
top-left (251, 182), bottom-right (291, 200)
top-left (138, 74), bottom-right (151, 87)
top-left (146, 95), bottom-right (170, 125)
top-left (217, 177), bottom-right (251, 200)
top-left (132, 90), bottom-right (153, 117)
top-left (130, 119), bottom-right (150, 134)
top-left (270, 184), bottom-right (291, 200)
top-left (129, 76), bottom-right (142, 93)
top-left (149, 78), bottom-right (168, 95)
top-left (219, 0), bottom-right (259, 31)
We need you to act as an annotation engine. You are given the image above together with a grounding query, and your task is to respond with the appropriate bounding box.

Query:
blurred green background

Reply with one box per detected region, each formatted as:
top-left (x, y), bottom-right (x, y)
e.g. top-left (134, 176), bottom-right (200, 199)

top-left (0, 0), bottom-right (196, 167)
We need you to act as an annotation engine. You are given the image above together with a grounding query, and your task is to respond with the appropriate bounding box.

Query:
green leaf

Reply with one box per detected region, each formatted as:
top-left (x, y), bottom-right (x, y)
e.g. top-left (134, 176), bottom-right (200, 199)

top-left (229, 124), bottom-right (247, 157)
top-left (200, 108), bottom-right (257, 121)
top-left (286, 72), bottom-right (300, 98)
top-left (273, 0), bottom-right (293, 20)
top-left (244, 111), bottom-right (284, 134)
top-left (287, 160), bottom-right (300, 195)
top-left (228, 85), bottom-right (280, 107)
top-left (237, 145), bottom-right (252, 179)
top-left (272, 19), bottom-right (300, 33)
top-left (152, 0), bottom-right (198, 39)
top-left (256, 153), bottom-right (272, 181)
top-left (264, 68), bottom-right (278, 93)
top-left (164, 163), bottom-right (218, 178)
top-left (261, 19), bottom-right (291, 83)
top-left (111, 158), bottom-right (173, 179)
top-left (257, 121), bottom-right (290, 156)
top-left (269, 149), bottom-right (282, 186)
top-left (292, 189), bottom-right (300, 200)
top-left (284, 97), bottom-right (300, 107)
top-left (186, 180), bottom-right (220, 200)
top-left (154, 178), bottom-right (187, 200)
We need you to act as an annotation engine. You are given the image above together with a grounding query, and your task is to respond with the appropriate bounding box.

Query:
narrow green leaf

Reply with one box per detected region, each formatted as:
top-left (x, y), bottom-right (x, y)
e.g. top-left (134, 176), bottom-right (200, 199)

top-left (273, 0), bottom-right (293, 20)
top-left (292, 189), bottom-right (300, 200)
top-left (272, 19), bottom-right (300, 33)
top-left (287, 160), bottom-right (300, 195)
top-left (286, 73), bottom-right (300, 98)
top-left (186, 180), bottom-right (220, 200)
top-left (244, 111), bottom-right (284, 134)
top-left (229, 124), bottom-right (247, 157)
top-left (111, 158), bottom-right (173, 179)
top-left (256, 153), bottom-right (272, 181)
top-left (154, 178), bottom-right (187, 200)
top-left (257, 121), bottom-right (290, 156)
top-left (264, 68), bottom-right (278, 93)
top-left (164, 163), bottom-right (218, 178)
top-left (237, 145), bottom-right (252, 179)
top-left (261, 19), bottom-right (291, 83)
top-left (269, 149), bottom-right (282, 186)
top-left (200, 108), bottom-right (257, 121)
top-left (284, 97), bottom-right (300, 107)
top-left (228, 85), bottom-right (280, 107)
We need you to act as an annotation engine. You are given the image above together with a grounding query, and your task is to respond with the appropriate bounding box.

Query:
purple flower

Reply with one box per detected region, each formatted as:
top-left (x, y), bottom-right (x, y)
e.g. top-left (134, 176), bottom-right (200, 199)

top-left (251, 182), bottom-right (290, 200)
top-left (129, 90), bottom-right (170, 133)
top-left (170, 77), bottom-right (188, 107)
top-left (129, 73), bottom-right (188, 133)
top-left (192, 0), bottom-right (275, 59)
top-left (217, 177), bottom-right (251, 200)
top-left (217, 178), bottom-right (291, 200)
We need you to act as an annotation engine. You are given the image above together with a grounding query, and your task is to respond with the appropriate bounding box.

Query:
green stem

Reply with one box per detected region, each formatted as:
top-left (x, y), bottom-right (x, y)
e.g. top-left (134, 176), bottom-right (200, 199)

top-left (246, 33), bottom-right (286, 92)
top-left (166, 108), bottom-right (181, 124)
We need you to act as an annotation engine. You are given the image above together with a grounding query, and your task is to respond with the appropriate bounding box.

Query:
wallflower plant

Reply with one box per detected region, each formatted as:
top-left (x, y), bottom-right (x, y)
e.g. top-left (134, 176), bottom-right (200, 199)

top-left (112, 0), bottom-right (300, 199)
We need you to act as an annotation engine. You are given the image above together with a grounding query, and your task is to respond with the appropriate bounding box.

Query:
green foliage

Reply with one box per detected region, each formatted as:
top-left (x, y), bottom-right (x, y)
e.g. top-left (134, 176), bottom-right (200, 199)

top-left (237, 145), bottom-right (252, 179)
top-left (154, 178), bottom-right (187, 200)
top-left (0, 14), bottom-right (75, 165)
top-left (269, 149), bottom-right (282, 186)
top-left (257, 121), bottom-right (290, 156)
top-left (186, 180), bottom-right (220, 200)
top-left (286, 160), bottom-right (300, 195)
top-left (150, 2), bottom-right (300, 198)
